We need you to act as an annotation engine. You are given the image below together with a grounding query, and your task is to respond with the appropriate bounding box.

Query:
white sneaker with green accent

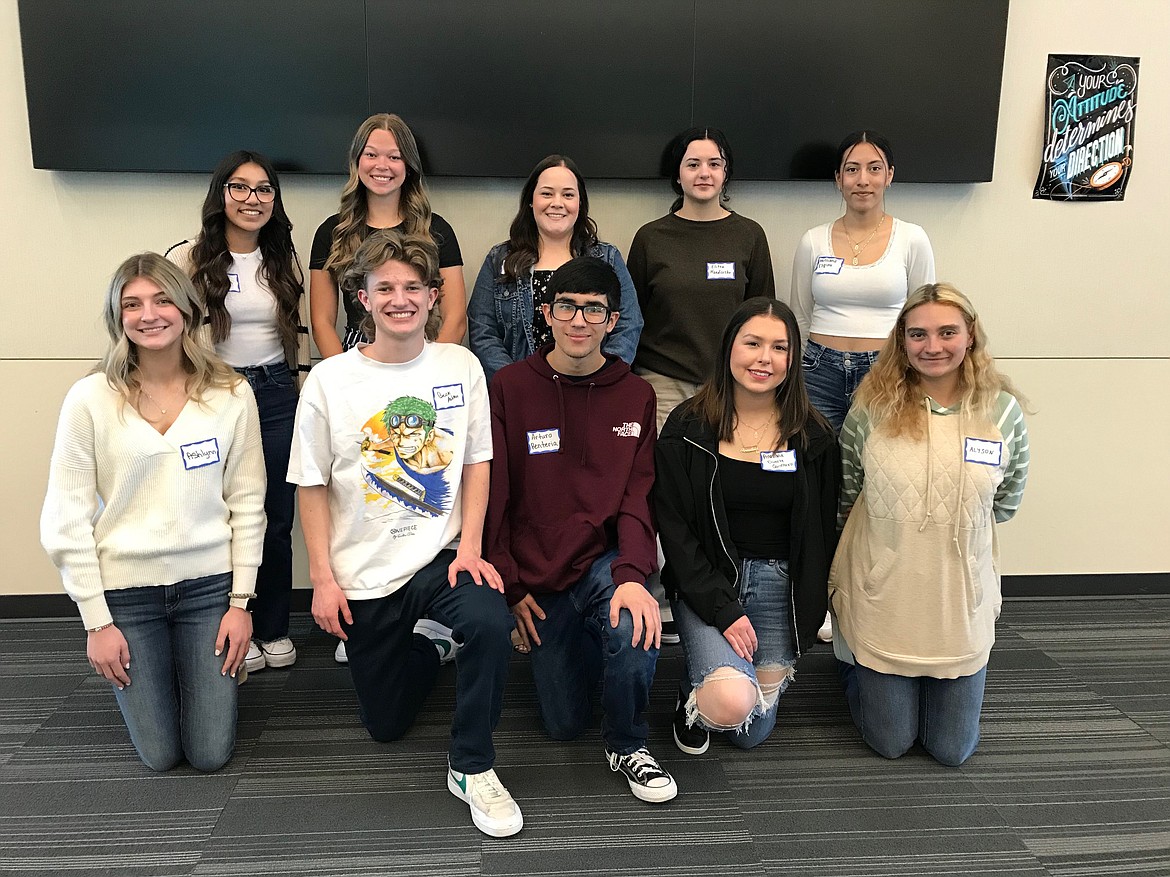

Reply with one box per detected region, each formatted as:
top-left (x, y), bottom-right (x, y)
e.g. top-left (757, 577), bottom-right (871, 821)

top-left (447, 766), bottom-right (523, 837)
top-left (415, 618), bottom-right (461, 665)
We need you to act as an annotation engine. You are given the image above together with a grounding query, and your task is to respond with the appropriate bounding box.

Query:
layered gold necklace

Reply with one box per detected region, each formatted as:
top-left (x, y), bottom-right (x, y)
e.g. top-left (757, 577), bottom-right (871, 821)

top-left (841, 212), bottom-right (886, 265)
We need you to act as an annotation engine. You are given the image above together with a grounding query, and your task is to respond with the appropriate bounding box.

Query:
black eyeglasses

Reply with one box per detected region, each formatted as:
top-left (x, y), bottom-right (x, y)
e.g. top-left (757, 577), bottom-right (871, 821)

top-left (224, 182), bottom-right (277, 203)
top-left (549, 301), bottom-right (612, 324)
top-left (387, 413), bottom-right (431, 430)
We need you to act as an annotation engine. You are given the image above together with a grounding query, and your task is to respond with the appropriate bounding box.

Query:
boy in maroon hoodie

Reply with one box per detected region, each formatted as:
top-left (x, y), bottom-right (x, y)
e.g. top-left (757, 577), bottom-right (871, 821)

top-left (485, 257), bottom-right (677, 803)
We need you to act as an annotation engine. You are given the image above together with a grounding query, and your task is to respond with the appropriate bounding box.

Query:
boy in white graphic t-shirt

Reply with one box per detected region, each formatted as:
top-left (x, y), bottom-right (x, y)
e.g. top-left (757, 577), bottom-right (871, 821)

top-left (288, 230), bottom-right (521, 838)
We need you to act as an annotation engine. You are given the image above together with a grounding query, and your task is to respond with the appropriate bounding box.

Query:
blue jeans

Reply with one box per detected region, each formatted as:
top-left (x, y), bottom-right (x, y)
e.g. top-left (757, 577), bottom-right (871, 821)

top-left (840, 660), bottom-right (987, 766)
top-left (104, 572), bottom-right (238, 771)
top-left (344, 550), bottom-right (514, 774)
top-left (802, 339), bottom-right (880, 433)
top-left (525, 550), bottom-right (659, 755)
top-left (234, 363), bottom-right (298, 642)
top-left (673, 558), bottom-right (798, 749)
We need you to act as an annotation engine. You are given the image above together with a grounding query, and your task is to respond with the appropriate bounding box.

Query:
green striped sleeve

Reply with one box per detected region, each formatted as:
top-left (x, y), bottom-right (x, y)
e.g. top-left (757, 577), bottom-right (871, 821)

top-left (993, 392), bottom-right (1029, 522)
top-left (838, 406), bottom-right (872, 529)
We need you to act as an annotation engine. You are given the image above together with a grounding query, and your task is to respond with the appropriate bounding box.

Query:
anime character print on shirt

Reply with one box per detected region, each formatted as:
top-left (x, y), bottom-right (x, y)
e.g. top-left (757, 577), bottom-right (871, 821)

top-left (360, 395), bottom-right (454, 519)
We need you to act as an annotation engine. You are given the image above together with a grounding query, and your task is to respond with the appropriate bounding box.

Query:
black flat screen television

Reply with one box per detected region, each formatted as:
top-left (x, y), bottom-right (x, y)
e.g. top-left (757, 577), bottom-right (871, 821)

top-left (18, 0), bottom-right (1008, 181)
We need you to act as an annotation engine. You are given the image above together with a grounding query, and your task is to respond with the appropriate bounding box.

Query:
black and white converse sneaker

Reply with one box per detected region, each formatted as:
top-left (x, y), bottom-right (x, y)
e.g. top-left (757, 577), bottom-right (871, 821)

top-left (672, 692), bottom-right (710, 755)
top-left (605, 746), bottom-right (678, 803)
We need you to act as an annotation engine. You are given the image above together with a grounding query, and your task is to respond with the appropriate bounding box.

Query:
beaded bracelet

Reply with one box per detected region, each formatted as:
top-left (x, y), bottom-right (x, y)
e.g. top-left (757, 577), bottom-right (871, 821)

top-left (228, 592), bottom-right (257, 601)
top-left (86, 621), bottom-right (115, 633)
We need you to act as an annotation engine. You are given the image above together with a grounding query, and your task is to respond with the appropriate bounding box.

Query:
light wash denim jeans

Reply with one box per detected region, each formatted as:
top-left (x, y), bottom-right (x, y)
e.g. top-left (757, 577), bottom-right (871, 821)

top-left (525, 549), bottom-right (659, 755)
top-left (801, 339), bottom-right (880, 433)
top-left (673, 558), bottom-right (798, 749)
top-left (839, 660), bottom-right (988, 766)
top-left (104, 572), bottom-right (238, 772)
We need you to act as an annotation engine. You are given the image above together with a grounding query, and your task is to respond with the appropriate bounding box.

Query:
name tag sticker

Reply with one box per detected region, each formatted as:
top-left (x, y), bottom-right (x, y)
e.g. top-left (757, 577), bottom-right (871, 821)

top-left (707, 261), bottom-right (736, 280)
top-left (433, 384), bottom-right (465, 410)
top-left (227, 272), bottom-right (242, 293)
top-left (964, 437), bottom-right (1002, 466)
top-left (180, 438), bottom-right (221, 470)
top-left (814, 256), bottom-right (844, 275)
top-left (527, 428), bottom-right (560, 455)
top-left (760, 450), bottom-right (797, 472)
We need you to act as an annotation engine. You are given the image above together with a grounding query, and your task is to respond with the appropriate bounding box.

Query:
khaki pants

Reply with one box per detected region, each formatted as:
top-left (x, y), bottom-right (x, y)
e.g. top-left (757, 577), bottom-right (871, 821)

top-left (634, 368), bottom-right (701, 434)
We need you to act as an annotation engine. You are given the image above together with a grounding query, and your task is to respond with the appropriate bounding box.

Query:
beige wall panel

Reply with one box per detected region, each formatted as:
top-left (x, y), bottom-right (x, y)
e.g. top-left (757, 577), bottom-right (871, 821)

top-left (2, 0), bottom-right (1166, 599)
top-left (995, 358), bottom-right (1169, 575)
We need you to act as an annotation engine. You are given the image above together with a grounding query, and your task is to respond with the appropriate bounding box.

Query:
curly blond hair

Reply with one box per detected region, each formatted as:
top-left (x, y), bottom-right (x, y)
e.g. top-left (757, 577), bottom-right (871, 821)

top-left (340, 230), bottom-right (444, 342)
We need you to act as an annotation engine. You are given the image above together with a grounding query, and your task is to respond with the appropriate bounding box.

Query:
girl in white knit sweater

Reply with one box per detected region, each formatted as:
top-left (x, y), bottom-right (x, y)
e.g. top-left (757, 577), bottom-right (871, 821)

top-left (41, 253), bottom-right (266, 771)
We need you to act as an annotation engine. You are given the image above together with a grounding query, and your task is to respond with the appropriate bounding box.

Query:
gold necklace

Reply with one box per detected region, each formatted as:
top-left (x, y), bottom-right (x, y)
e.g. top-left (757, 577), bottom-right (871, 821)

top-left (734, 414), bottom-right (775, 454)
top-left (841, 212), bottom-right (886, 265)
top-left (136, 382), bottom-right (186, 421)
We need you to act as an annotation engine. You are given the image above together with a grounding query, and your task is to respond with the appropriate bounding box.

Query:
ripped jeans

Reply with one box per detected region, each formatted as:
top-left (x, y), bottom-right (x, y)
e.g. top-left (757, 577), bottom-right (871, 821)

top-left (673, 558), bottom-right (797, 749)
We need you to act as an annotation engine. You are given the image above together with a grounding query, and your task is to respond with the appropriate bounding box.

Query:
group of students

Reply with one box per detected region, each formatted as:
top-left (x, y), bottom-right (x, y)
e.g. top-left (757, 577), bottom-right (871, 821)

top-left (40, 114), bottom-right (1030, 839)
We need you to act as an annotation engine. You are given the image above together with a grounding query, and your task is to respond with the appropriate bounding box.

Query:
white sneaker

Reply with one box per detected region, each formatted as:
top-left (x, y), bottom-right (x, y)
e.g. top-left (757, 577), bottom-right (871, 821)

top-left (245, 640), bottom-right (266, 673)
top-left (414, 618), bottom-right (461, 665)
top-left (447, 766), bottom-right (523, 837)
top-left (258, 637), bottom-right (297, 668)
top-left (816, 612), bottom-right (833, 644)
top-left (334, 640), bottom-right (348, 664)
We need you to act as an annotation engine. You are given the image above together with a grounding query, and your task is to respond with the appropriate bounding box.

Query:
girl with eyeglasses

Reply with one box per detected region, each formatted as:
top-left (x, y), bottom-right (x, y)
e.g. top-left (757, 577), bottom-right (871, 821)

top-left (310, 113), bottom-right (466, 356)
top-left (654, 298), bottom-right (839, 756)
top-left (41, 253), bottom-right (265, 770)
top-left (467, 154), bottom-right (643, 386)
top-left (167, 149), bottom-right (306, 675)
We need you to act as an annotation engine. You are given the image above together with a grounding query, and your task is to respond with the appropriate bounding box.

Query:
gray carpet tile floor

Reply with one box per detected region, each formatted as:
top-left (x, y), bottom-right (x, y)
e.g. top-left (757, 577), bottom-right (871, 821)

top-left (0, 597), bottom-right (1167, 877)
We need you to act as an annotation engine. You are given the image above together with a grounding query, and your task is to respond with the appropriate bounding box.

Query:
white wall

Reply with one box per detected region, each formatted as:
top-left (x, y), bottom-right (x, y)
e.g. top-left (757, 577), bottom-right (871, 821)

top-left (3, 0), bottom-right (1166, 598)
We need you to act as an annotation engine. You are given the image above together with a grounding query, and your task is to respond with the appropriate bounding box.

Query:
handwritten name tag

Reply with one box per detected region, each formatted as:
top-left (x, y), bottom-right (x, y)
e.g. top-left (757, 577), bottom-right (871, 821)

top-left (814, 256), bottom-right (844, 275)
top-left (527, 428), bottom-right (560, 455)
top-left (433, 384), bottom-right (465, 410)
top-left (707, 261), bottom-right (736, 280)
top-left (228, 272), bottom-right (242, 293)
top-left (964, 437), bottom-right (1002, 466)
top-left (760, 450), bottom-right (797, 472)
top-left (180, 438), bottom-right (221, 470)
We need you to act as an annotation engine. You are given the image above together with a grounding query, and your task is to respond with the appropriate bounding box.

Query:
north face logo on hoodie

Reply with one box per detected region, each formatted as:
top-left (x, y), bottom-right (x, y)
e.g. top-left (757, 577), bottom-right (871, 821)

top-left (612, 422), bottom-right (642, 438)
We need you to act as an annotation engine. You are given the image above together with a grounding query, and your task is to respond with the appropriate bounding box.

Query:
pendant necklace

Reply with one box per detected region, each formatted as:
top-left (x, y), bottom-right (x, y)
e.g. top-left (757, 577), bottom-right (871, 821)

top-left (735, 415), bottom-right (775, 454)
top-left (842, 212), bottom-right (886, 266)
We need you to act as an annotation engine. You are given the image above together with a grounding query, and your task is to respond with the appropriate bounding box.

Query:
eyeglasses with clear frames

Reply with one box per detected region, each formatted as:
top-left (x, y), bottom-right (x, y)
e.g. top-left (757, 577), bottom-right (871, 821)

top-left (549, 301), bottom-right (612, 324)
top-left (224, 182), bottom-right (277, 203)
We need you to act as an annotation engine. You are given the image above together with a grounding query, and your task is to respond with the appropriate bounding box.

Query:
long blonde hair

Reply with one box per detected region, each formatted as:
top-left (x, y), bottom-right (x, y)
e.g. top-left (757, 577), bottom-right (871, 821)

top-left (97, 253), bottom-right (241, 404)
top-left (324, 114), bottom-right (434, 282)
top-left (852, 283), bottom-right (1027, 437)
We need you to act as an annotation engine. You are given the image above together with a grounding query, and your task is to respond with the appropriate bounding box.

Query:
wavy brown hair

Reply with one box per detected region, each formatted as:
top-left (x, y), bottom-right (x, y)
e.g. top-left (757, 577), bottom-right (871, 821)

top-left (324, 114), bottom-right (434, 283)
top-left (852, 283), bottom-right (1029, 438)
top-left (689, 298), bottom-right (828, 449)
top-left (340, 229), bottom-right (444, 343)
top-left (187, 150), bottom-right (304, 365)
top-left (501, 154), bottom-right (598, 282)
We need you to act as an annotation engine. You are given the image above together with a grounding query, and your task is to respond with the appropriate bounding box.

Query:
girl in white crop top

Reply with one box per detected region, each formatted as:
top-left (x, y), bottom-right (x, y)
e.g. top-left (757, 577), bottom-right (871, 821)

top-left (789, 131), bottom-right (936, 435)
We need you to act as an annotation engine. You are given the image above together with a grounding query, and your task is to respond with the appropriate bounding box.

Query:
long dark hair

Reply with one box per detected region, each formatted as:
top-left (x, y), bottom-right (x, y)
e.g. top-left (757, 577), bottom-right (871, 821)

top-left (667, 126), bottom-right (735, 213)
top-left (690, 298), bottom-right (829, 448)
top-left (502, 154), bottom-right (598, 282)
top-left (188, 150), bottom-right (304, 364)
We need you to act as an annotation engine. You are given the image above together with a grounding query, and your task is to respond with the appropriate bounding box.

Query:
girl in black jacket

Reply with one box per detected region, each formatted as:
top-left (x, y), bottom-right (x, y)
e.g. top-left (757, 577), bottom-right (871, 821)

top-left (654, 298), bottom-right (840, 754)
